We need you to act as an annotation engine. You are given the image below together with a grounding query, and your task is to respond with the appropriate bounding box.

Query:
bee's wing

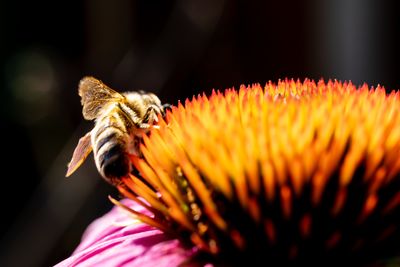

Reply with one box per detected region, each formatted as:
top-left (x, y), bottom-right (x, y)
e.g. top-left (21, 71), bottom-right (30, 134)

top-left (79, 76), bottom-right (125, 120)
top-left (66, 132), bottom-right (93, 177)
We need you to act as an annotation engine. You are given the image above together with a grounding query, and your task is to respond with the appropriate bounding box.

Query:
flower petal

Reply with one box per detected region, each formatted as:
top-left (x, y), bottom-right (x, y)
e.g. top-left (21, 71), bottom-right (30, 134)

top-left (55, 199), bottom-right (199, 267)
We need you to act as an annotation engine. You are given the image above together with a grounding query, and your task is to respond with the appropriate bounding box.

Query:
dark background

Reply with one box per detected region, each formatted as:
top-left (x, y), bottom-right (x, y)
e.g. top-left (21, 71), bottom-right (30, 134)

top-left (0, 1), bottom-right (399, 266)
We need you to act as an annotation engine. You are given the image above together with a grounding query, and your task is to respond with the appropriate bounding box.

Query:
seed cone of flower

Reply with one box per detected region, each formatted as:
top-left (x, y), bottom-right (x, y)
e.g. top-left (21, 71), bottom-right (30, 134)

top-left (111, 79), bottom-right (400, 266)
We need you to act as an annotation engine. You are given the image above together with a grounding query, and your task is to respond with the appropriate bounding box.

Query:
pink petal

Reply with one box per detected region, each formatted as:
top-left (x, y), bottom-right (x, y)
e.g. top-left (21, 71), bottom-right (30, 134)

top-left (55, 199), bottom-right (204, 267)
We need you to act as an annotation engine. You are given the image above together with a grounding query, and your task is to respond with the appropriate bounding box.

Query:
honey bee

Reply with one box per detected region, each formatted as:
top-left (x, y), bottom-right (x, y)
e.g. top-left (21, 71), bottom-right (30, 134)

top-left (66, 76), bottom-right (169, 185)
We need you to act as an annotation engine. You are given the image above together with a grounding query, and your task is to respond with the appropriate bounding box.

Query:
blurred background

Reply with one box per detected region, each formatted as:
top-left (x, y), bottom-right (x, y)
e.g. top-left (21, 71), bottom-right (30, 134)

top-left (0, 1), bottom-right (399, 266)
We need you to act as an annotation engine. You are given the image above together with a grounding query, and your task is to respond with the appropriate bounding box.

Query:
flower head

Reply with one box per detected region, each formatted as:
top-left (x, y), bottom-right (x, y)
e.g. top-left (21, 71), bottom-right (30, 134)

top-left (62, 79), bottom-right (400, 266)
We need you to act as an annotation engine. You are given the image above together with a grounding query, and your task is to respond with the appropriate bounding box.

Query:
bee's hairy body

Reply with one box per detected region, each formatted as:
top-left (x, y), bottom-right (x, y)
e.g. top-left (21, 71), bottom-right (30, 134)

top-left (92, 102), bottom-right (134, 183)
top-left (66, 77), bottom-right (167, 185)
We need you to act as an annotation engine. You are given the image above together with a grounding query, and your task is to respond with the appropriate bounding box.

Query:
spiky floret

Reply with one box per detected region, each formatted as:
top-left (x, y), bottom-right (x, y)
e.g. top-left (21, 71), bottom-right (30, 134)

top-left (111, 79), bottom-right (400, 265)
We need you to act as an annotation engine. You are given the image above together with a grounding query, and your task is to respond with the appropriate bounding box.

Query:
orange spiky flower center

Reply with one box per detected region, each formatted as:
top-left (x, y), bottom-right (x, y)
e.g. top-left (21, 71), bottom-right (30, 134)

top-left (111, 79), bottom-right (400, 266)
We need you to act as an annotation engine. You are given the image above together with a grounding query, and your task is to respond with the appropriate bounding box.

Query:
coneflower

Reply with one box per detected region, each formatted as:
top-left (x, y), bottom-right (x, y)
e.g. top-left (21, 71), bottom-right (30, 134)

top-left (59, 79), bottom-right (400, 266)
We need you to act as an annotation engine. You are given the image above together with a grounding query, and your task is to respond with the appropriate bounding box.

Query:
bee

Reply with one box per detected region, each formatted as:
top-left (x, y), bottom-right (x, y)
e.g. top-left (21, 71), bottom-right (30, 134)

top-left (66, 76), bottom-right (169, 185)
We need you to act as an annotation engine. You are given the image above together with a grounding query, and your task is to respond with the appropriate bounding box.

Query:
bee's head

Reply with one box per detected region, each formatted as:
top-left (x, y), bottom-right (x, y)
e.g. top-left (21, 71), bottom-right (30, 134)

top-left (124, 91), bottom-right (166, 125)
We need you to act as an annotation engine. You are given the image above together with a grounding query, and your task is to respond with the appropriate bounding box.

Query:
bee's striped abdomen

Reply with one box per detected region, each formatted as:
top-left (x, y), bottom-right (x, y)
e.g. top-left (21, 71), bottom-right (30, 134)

top-left (91, 104), bottom-right (134, 184)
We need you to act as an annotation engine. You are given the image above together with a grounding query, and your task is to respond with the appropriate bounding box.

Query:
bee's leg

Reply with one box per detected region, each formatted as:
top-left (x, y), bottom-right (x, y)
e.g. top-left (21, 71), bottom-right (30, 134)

top-left (160, 103), bottom-right (172, 127)
top-left (142, 106), bottom-right (156, 124)
top-left (138, 123), bottom-right (160, 131)
top-left (138, 123), bottom-right (151, 129)
top-left (161, 103), bottom-right (172, 117)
